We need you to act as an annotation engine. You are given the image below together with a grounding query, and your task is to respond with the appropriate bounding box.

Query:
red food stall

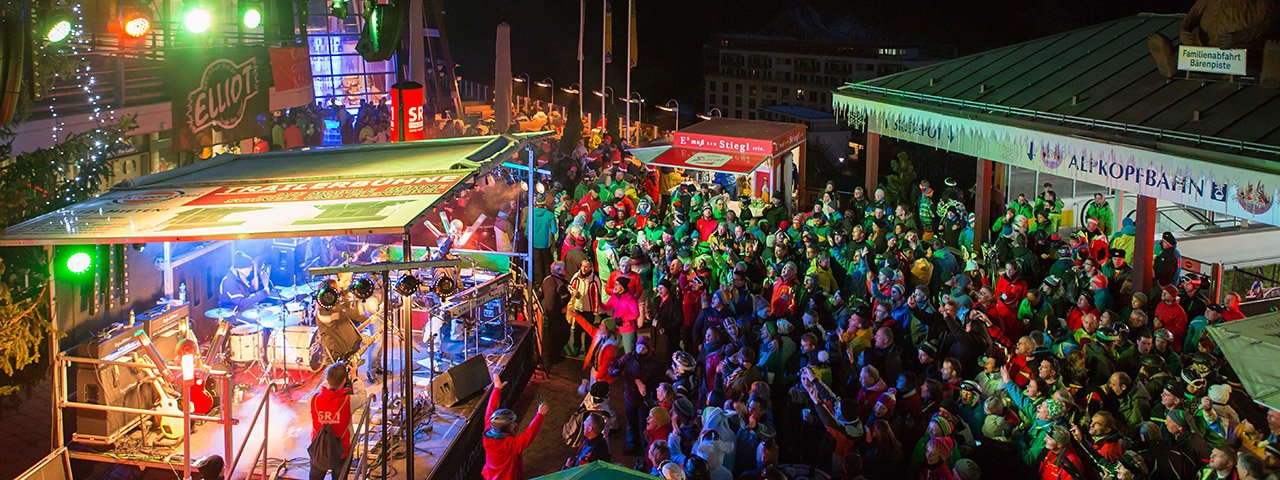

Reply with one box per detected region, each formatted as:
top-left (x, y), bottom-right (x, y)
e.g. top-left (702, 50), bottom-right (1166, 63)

top-left (630, 118), bottom-right (807, 212)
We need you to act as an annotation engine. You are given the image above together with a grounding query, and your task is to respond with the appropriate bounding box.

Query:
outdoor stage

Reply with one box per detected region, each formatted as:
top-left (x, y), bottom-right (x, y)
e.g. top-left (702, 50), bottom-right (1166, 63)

top-left (64, 324), bottom-right (537, 480)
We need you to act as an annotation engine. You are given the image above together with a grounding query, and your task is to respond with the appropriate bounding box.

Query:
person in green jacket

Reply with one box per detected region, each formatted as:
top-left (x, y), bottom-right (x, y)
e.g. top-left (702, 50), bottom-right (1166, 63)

top-left (1035, 185), bottom-right (1065, 232)
top-left (1109, 218), bottom-right (1137, 265)
top-left (1085, 193), bottom-right (1115, 236)
top-left (1009, 193), bottom-right (1034, 221)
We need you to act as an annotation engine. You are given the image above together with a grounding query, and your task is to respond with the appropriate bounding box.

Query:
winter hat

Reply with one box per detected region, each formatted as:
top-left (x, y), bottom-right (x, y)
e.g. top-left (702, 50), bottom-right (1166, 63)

top-left (1048, 425), bottom-right (1071, 445)
top-left (1090, 274), bottom-right (1108, 290)
top-left (590, 380), bottom-right (611, 400)
top-left (877, 389), bottom-right (898, 412)
top-left (928, 436), bottom-right (955, 459)
top-left (953, 459), bottom-right (982, 480)
top-left (674, 397), bottom-right (697, 420)
top-left (775, 319), bottom-right (795, 335)
top-left (1162, 231), bottom-right (1177, 247)
top-left (1132, 291), bottom-right (1148, 304)
top-left (931, 414), bottom-right (954, 437)
top-left (1208, 384), bottom-right (1232, 405)
top-left (919, 340), bottom-right (940, 359)
top-left (233, 251), bottom-right (255, 269)
top-left (660, 461), bottom-right (687, 480)
top-left (649, 406), bottom-right (672, 428)
top-left (1043, 399), bottom-right (1067, 421)
top-left (1161, 284), bottom-right (1178, 299)
top-left (959, 381), bottom-right (981, 396)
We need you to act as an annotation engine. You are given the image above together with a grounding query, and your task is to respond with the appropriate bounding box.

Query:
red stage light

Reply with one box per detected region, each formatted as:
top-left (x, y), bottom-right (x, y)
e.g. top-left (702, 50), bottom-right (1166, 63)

top-left (123, 13), bottom-right (150, 37)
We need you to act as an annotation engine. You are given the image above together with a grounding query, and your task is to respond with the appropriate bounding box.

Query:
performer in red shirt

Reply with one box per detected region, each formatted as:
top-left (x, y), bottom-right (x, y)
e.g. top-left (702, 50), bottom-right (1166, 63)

top-left (482, 372), bottom-right (548, 480)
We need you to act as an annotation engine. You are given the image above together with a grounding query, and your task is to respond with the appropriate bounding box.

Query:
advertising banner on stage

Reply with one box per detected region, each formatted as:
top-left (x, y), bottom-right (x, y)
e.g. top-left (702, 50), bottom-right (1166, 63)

top-left (169, 47), bottom-right (273, 151)
top-left (389, 81), bottom-right (426, 142)
top-left (1, 174), bottom-right (468, 244)
top-left (835, 94), bottom-right (1280, 227)
top-left (268, 46), bottom-right (314, 111)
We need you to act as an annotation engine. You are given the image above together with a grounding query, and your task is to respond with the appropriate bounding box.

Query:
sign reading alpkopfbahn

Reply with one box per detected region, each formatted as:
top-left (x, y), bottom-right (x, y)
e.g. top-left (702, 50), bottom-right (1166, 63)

top-left (169, 47), bottom-right (272, 151)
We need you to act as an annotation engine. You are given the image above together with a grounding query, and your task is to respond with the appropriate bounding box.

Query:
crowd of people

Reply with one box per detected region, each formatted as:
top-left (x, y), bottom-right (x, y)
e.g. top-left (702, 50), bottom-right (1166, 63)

top-left (473, 129), bottom-right (1280, 480)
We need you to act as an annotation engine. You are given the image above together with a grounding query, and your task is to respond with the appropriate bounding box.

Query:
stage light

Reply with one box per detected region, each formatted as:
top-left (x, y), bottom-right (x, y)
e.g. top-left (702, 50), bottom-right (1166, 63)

top-left (356, 2), bottom-right (403, 62)
top-left (394, 273), bottom-right (421, 296)
top-left (431, 276), bottom-right (457, 296)
top-left (315, 281), bottom-right (340, 309)
top-left (350, 276), bottom-right (375, 300)
top-left (42, 10), bottom-right (74, 43)
top-left (242, 7), bottom-right (262, 29)
top-left (330, 0), bottom-right (349, 19)
top-left (119, 2), bottom-right (153, 38)
top-left (66, 252), bottom-right (93, 274)
top-left (184, 7), bottom-right (212, 34)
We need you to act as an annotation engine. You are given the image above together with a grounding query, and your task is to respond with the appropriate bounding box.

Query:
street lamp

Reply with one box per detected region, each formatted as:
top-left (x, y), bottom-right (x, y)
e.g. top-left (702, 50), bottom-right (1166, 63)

top-left (562, 83), bottom-right (583, 119)
top-left (626, 92), bottom-right (645, 142)
top-left (656, 99), bottom-right (680, 131)
top-left (534, 77), bottom-right (555, 105)
top-left (696, 107), bottom-right (723, 121)
top-left (513, 73), bottom-right (530, 109)
top-left (593, 85), bottom-right (615, 102)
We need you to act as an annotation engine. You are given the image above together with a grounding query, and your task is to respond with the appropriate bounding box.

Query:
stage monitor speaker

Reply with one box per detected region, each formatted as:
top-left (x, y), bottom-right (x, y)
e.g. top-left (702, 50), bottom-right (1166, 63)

top-left (430, 354), bottom-right (491, 407)
top-left (72, 358), bottom-right (154, 444)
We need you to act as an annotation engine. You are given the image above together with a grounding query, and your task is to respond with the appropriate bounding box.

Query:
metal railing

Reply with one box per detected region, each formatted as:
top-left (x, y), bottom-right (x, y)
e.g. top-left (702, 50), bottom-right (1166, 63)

top-left (839, 83), bottom-right (1280, 160)
top-left (348, 394), bottom-right (377, 480)
top-left (227, 383), bottom-right (278, 480)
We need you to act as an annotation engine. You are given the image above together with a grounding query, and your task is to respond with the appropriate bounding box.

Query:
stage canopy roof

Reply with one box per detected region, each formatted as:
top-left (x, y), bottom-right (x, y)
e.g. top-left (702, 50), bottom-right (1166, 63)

top-left (1208, 311), bottom-right (1280, 411)
top-left (832, 13), bottom-right (1280, 226)
top-left (631, 117), bottom-right (806, 174)
top-left (0, 133), bottom-right (549, 246)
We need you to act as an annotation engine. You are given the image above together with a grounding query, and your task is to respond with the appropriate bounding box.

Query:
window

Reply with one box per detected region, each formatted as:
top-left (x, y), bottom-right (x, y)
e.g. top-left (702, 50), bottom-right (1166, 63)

top-left (735, 83), bottom-right (743, 94)
top-left (748, 112), bottom-right (756, 120)
top-left (748, 99), bottom-right (756, 110)
top-left (722, 95), bottom-right (729, 105)
top-left (709, 80), bottom-right (716, 93)
top-left (734, 97), bottom-right (742, 108)
top-left (307, 0), bottom-right (395, 109)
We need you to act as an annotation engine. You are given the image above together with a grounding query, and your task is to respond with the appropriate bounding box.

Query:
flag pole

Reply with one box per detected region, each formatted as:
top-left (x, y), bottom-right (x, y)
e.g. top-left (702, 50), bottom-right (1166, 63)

top-left (601, 0), bottom-right (608, 132)
top-left (625, 0), bottom-right (632, 144)
top-left (578, 0), bottom-right (585, 121)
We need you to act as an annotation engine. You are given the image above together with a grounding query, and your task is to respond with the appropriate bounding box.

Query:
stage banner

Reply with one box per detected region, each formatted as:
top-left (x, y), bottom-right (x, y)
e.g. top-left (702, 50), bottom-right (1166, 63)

top-left (169, 46), bottom-right (272, 151)
top-left (835, 94), bottom-right (1280, 227)
top-left (268, 46), bottom-right (314, 111)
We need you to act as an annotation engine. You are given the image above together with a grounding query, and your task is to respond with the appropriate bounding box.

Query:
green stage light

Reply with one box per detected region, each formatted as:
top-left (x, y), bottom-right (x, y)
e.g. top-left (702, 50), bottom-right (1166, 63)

top-left (184, 7), bottom-right (212, 33)
top-left (46, 18), bottom-right (73, 43)
top-left (66, 252), bottom-right (93, 274)
top-left (242, 7), bottom-right (261, 29)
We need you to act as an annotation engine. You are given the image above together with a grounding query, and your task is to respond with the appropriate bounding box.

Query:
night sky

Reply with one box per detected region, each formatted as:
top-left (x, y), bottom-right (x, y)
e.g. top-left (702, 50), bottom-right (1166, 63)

top-left (441, 0), bottom-right (1196, 112)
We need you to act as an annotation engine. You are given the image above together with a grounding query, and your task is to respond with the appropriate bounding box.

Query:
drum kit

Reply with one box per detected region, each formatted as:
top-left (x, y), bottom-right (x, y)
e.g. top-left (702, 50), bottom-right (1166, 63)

top-left (206, 280), bottom-right (324, 385)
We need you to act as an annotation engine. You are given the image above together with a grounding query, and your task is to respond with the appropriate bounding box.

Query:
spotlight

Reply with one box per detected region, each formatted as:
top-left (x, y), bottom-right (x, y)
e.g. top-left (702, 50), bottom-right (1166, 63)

top-left (184, 6), bottom-right (212, 34)
top-left (394, 273), bottom-right (421, 296)
top-left (66, 252), bottom-right (93, 274)
top-left (315, 280), bottom-right (341, 309)
top-left (242, 6), bottom-right (261, 29)
top-left (121, 10), bottom-right (151, 38)
top-left (432, 276), bottom-right (457, 296)
top-left (350, 275), bottom-right (375, 300)
top-left (41, 10), bottom-right (74, 43)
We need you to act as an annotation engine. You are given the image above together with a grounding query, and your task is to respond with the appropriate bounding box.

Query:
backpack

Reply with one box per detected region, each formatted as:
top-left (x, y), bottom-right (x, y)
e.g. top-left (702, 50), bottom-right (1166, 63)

top-left (562, 406), bottom-right (587, 447)
top-left (308, 396), bottom-right (350, 471)
top-left (309, 424), bottom-right (345, 471)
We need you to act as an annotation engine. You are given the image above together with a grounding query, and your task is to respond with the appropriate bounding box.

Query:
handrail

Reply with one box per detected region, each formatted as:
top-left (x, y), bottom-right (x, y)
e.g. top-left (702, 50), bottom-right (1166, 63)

top-left (226, 383), bottom-right (277, 480)
top-left (350, 394), bottom-right (377, 480)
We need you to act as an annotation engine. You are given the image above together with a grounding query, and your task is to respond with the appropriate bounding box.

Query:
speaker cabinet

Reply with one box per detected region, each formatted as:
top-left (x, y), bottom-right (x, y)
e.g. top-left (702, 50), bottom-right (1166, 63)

top-left (430, 354), bottom-right (491, 407)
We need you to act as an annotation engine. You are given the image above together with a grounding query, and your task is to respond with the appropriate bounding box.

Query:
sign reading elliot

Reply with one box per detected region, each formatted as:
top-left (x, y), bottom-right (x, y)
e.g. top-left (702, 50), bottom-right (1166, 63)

top-left (1177, 46), bottom-right (1247, 75)
top-left (169, 47), bottom-right (272, 150)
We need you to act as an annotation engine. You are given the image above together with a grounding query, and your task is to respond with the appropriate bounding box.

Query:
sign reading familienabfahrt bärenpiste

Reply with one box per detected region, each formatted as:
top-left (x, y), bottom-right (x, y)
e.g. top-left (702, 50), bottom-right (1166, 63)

top-left (1177, 46), bottom-right (1247, 76)
top-left (169, 47), bottom-right (272, 151)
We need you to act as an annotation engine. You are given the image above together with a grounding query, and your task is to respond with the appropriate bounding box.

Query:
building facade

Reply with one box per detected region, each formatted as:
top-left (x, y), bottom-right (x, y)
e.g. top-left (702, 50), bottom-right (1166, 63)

top-left (702, 35), bottom-right (935, 119)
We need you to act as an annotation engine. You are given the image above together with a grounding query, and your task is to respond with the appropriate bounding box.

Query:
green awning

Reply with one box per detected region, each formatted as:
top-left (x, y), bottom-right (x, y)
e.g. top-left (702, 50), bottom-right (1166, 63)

top-left (532, 461), bottom-right (661, 480)
top-left (1207, 311), bottom-right (1280, 411)
top-left (0, 133), bottom-right (551, 245)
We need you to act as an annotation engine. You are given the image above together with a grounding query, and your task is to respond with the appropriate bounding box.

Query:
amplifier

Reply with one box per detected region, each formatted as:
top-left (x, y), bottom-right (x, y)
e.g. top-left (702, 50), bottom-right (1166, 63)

top-left (79, 324), bottom-right (145, 361)
top-left (139, 303), bottom-right (190, 359)
top-left (71, 342), bottom-right (154, 445)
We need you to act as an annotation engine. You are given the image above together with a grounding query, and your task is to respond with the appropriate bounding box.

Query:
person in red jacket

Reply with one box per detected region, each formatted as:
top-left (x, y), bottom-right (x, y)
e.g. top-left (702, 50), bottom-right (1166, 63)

top-left (1040, 426), bottom-right (1086, 479)
top-left (310, 362), bottom-right (353, 480)
top-left (1154, 285), bottom-right (1189, 351)
top-left (995, 263), bottom-right (1028, 311)
top-left (482, 372), bottom-right (548, 480)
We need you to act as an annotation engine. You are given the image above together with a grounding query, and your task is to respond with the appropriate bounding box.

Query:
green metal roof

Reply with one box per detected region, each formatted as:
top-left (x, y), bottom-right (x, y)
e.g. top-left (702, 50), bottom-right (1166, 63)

top-left (837, 13), bottom-right (1280, 162)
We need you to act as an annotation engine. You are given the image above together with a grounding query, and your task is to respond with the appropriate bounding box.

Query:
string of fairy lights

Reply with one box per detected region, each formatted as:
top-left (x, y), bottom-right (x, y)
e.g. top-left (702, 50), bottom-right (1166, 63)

top-left (44, 1), bottom-right (122, 207)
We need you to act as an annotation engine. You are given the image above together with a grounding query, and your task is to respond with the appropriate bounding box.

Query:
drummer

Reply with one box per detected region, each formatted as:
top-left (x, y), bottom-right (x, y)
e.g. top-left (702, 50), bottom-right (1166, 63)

top-left (219, 251), bottom-right (272, 311)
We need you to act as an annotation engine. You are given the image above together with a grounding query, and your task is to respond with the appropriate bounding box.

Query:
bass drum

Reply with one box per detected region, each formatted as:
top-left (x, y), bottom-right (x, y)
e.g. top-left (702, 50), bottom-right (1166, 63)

top-left (267, 326), bottom-right (321, 371)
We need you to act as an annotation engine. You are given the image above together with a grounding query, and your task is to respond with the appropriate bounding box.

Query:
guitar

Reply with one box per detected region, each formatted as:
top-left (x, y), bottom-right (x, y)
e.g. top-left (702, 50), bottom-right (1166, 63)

top-left (149, 376), bottom-right (185, 440)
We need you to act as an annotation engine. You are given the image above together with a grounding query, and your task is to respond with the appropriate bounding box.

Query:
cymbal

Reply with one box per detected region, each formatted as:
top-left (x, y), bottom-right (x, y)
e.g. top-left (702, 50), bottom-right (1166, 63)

top-left (257, 317), bottom-right (303, 330)
top-left (280, 283), bottom-right (318, 298)
top-left (204, 308), bottom-right (238, 319)
top-left (239, 306), bottom-right (283, 322)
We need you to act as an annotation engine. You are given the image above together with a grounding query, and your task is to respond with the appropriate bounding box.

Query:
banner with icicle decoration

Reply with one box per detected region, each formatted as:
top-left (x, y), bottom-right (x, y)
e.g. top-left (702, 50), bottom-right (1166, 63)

top-left (834, 94), bottom-right (1280, 227)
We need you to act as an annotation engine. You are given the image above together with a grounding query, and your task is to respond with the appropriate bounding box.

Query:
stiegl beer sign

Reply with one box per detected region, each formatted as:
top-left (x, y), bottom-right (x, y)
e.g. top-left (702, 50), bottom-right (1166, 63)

top-left (186, 57), bottom-right (261, 133)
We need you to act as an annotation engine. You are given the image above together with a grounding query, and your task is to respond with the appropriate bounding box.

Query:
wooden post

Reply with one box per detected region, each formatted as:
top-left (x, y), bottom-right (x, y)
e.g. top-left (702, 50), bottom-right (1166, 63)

top-left (1132, 195), bottom-right (1158, 295)
top-left (973, 159), bottom-right (994, 246)
top-left (865, 131), bottom-right (880, 193)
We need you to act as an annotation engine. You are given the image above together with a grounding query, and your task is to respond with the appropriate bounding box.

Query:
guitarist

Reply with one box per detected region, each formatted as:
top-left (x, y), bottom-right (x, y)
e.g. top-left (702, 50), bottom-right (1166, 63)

top-left (310, 362), bottom-right (353, 480)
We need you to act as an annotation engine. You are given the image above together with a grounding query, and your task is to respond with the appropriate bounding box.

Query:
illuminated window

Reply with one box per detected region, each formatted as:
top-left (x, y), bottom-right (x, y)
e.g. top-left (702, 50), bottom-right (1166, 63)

top-left (307, 1), bottom-right (396, 109)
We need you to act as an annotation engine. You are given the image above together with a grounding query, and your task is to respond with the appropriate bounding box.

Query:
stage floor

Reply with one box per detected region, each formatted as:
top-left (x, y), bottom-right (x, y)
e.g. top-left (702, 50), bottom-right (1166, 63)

top-left (69, 324), bottom-right (537, 480)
